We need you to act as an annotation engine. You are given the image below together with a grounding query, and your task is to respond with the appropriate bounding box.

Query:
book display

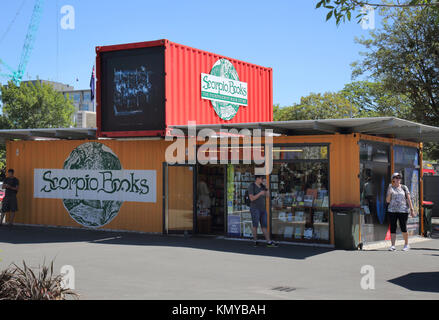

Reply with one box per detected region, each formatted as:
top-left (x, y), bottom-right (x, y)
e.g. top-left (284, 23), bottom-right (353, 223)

top-left (270, 160), bottom-right (330, 243)
top-left (223, 145), bottom-right (330, 242)
top-left (227, 165), bottom-right (262, 237)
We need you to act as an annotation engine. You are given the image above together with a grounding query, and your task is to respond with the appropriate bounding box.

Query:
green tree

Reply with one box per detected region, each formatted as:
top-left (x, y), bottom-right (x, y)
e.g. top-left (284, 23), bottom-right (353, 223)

top-left (351, 7), bottom-right (439, 160)
top-left (274, 92), bottom-right (360, 121)
top-left (422, 143), bottom-right (439, 160)
top-left (316, 0), bottom-right (439, 25)
top-left (0, 114), bottom-right (12, 170)
top-left (0, 114), bottom-right (12, 130)
top-left (0, 81), bottom-right (75, 171)
top-left (273, 82), bottom-right (412, 122)
top-left (1, 81), bottom-right (75, 129)
top-left (340, 81), bottom-right (413, 119)
top-left (352, 7), bottom-right (439, 126)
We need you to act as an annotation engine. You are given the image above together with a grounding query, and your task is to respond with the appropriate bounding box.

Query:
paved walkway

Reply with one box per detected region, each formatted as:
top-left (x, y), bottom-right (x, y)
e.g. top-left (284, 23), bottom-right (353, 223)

top-left (0, 224), bottom-right (438, 300)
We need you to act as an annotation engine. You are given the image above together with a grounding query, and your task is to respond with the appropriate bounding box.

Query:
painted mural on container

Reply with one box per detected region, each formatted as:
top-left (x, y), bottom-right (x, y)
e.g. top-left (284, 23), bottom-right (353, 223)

top-left (34, 142), bottom-right (157, 228)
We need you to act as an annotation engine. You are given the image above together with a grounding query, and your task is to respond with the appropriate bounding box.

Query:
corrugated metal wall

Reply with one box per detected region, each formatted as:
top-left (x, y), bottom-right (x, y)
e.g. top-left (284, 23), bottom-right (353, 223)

top-left (165, 40), bottom-right (273, 126)
top-left (6, 135), bottom-right (359, 243)
top-left (6, 139), bottom-right (170, 233)
top-left (95, 39), bottom-right (272, 137)
top-left (8, 134), bottom-right (418, 243)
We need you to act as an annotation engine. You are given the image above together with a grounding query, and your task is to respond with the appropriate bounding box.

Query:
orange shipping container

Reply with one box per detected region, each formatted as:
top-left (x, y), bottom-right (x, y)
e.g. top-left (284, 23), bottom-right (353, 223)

top-left (7, 139), bottom-right (170, 233)
top-left (5, 133), bottom-right (421, 245)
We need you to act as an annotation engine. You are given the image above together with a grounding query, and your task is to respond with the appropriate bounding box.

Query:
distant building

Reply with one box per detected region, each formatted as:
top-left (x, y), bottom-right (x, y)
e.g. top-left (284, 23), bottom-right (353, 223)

top-left (76, 111), bottom-right (96, 128)
top-left (63, 90), bottom-right (96, 128)
top-left (21, 80), bottom-right (74, 92)
top-left (63, 89), bottom-right (95, 113)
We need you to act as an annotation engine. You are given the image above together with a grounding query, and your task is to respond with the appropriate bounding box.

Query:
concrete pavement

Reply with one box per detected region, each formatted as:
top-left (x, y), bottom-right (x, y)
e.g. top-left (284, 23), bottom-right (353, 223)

top-left (0, 224), bottom-right (438, 300)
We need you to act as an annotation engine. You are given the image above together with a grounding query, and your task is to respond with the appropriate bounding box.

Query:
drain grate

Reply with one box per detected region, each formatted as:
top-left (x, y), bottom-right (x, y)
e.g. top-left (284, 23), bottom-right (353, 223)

top-left (272, 286), bottom-right (296, 292)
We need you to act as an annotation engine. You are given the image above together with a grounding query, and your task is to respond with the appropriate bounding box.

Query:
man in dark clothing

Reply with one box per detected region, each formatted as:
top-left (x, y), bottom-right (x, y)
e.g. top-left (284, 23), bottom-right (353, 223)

top-left (248, 175), bottom-right (278, 247)
top-left (1, 169), bottom-right (19, 226)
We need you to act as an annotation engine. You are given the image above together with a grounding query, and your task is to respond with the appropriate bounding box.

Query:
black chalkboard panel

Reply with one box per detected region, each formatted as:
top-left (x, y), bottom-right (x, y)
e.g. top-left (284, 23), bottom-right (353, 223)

top-left (100, 46), bottom-right (165, 133)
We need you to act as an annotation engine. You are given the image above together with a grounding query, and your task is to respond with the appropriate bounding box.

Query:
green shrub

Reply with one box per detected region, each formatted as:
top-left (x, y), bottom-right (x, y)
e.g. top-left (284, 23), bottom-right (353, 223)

top-left (0, 260), bottom-right (78, 300)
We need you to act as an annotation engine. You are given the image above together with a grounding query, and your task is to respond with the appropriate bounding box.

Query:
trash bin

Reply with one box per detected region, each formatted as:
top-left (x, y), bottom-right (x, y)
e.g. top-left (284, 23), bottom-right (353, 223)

top-left (331, 204), bottom-right (362, 250)
top-left (423, 201), bottom-right (434, 237)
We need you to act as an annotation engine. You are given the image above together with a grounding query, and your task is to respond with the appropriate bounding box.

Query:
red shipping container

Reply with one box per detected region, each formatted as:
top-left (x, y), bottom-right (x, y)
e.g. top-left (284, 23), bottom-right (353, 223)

top-left (96, 39), bottom-right (272, 138)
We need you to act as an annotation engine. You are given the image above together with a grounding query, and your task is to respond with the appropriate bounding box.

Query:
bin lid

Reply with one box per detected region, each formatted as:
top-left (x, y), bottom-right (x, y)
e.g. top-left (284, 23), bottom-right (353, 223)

top-left (331, 204), bottom-right (361, 210)
top-left (423, 201), bottom-right (434, 206)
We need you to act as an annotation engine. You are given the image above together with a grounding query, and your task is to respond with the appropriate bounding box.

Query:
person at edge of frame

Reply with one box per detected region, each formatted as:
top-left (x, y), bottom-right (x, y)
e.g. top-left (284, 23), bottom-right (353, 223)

top-left (248, 175), bottom-right (278, 247)
top-left (0, 169), bottom-right (19, 227)
top-left (386, 172), bottom-right (416, 252)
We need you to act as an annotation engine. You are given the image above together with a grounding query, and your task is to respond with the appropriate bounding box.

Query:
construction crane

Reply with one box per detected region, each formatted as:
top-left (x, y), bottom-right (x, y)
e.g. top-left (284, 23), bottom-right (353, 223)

top-left (0, 0), bottom-right (45, 85)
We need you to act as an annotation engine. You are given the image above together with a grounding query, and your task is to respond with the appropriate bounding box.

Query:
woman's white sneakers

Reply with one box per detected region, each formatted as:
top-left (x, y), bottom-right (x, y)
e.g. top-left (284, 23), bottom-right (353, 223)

top-left (389, 245), bottom-right (410, 251)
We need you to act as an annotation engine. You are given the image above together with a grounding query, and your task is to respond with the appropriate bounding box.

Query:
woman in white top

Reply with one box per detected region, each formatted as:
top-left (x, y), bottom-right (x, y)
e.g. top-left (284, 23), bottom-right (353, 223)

top-left (386, 172), bottom-right (415, 251)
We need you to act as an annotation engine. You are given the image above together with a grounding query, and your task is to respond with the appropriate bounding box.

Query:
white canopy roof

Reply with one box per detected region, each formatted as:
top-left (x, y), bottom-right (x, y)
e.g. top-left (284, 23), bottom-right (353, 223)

top-left (169, 117), bottom-right (439, 143)
top-left (0, 117), bottom-right (437, 143)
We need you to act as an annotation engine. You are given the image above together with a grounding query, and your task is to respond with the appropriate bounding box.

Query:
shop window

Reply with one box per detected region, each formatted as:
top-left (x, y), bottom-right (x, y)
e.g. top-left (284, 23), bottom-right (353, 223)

top-left (226, 164), bottom-right (263, 238)
top-left (394, 145), bottom-right (420, 236)
top-left (360, 142), bottom-right (389, 163)
top-left (394, 146), bottom-right (419, 167)
top-left (359, 141), bottom-right (390, 243)
top-left (270, 146), bottom-right (330, 243)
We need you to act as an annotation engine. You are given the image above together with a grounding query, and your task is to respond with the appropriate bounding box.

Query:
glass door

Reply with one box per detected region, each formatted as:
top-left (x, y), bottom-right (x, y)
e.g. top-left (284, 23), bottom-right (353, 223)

top-left (359, 141), bottom-right (391, 243)
top-left (164, 164), bottom-right (195, 234)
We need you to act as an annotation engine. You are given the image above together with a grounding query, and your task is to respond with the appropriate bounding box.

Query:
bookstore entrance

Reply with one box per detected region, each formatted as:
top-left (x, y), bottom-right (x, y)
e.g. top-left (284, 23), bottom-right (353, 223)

top-left (196, 165), bottom-right (226, 235)
top-left (162, 163), bottom-right (230, 237)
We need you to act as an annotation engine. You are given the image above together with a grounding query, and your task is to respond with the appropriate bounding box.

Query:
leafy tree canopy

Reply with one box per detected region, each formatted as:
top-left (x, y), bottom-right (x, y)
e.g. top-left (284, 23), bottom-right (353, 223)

top-left (0, 81), bottom-right (75, 171)
top-left (273, 81), bottom-right (412, 121)
top-left (340, 81), bottom-right (413, 119)
top-left (1, 81), bottom-right (75, 129)
top-left (352, 7), bottom-right (439, 126)
top-left (316, 0), bottom-right (439, 25)
top-left (273, 92), bottom-right (359, 121)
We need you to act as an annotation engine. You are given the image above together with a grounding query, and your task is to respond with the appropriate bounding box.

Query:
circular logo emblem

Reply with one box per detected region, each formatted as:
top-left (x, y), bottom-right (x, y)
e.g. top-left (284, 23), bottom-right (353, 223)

top-left (209, 59), bottom-right (241, 120)
top-left (62, 142), bottom-right (123, 228)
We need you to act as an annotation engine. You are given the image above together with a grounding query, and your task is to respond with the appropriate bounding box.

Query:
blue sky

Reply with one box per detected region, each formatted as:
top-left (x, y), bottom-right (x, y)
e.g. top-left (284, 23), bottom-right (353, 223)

top-left (0, 0), bottom-right (378, 106)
